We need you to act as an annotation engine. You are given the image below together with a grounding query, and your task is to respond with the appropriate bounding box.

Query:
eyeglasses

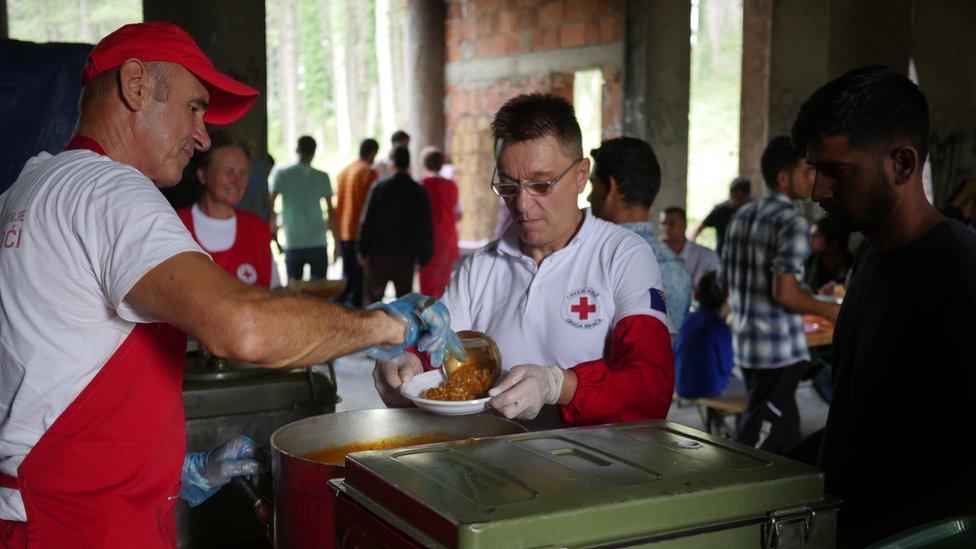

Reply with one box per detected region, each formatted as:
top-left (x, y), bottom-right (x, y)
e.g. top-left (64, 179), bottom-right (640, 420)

top-left (490, 158), bottom-right (583, 198)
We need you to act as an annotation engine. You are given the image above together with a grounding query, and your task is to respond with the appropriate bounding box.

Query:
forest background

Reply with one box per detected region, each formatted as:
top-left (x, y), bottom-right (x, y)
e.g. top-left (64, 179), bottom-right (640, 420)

top-left (8, 0), bottom-right (742, 242)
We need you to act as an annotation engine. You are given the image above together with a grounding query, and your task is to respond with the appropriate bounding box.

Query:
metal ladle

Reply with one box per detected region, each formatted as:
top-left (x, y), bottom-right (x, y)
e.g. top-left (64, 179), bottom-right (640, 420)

top-left (443, 330), bottom-right (502, 387)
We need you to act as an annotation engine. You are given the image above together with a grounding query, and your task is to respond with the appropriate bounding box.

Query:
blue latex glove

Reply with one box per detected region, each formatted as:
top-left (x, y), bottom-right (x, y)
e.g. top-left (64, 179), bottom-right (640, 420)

top-left (179, 435), bottom-right (266, 507)
top-left (365, 293), bottom-right (467, 366)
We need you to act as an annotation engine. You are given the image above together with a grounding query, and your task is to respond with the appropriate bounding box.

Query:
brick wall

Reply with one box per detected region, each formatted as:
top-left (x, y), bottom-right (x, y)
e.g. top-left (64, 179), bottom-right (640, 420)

top-left (444, 0), bottom-right (626, 242)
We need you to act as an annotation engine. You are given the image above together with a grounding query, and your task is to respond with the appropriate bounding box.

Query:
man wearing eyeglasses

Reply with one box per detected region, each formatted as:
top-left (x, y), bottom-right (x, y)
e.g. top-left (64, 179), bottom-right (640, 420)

top-left (374, 93), bottom-right (675, 426)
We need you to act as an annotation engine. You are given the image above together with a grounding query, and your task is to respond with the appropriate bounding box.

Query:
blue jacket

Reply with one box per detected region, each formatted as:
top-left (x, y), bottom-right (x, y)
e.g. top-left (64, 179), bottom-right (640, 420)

top-left (675, 307), bottom-right (734, 398)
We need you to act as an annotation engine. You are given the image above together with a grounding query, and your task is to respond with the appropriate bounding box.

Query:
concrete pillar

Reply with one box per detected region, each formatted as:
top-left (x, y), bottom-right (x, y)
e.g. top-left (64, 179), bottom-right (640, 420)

top-left (740, 0), bottom-right (912, 192)
top-left (766, 0), bottom-right (830, 138)
top-left (738, 0), bottom-right (772, 195)
top-left (1, 0), bottom-right (8, 39)
top-left (914, 0), bottom-right (976, 205)
top-left (623, 0), bottom-right (690, 219)
top-left (826, 0), bottom-right (911, 77)
top-left (142, 0), bottom-right (267, 159)
top-left (405, 0), bottom-right (446, 173)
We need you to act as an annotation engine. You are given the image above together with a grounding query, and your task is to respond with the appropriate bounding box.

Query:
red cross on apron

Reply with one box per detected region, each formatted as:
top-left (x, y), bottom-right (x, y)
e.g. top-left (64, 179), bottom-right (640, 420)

top-left (0, 136), bottom-right (187, 548)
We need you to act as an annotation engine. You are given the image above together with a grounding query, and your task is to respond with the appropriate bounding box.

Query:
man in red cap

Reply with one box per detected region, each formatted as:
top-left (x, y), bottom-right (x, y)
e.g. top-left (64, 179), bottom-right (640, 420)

top-left (0, 22), bottom-right (462, 548)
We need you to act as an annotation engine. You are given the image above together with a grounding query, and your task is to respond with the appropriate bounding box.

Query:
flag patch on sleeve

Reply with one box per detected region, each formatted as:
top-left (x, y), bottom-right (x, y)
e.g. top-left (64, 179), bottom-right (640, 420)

top-left (649, 288), bottom-right (668, 314)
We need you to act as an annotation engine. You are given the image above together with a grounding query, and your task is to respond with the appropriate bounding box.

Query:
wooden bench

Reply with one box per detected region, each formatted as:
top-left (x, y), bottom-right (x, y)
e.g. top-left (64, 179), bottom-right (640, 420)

top-left (675, 393), bottom-right (748, 438)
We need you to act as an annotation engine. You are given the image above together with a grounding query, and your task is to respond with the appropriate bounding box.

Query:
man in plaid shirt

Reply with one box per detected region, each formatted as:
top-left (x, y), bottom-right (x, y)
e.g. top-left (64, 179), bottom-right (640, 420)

top-left (722, 136), bottom-right (840, 453)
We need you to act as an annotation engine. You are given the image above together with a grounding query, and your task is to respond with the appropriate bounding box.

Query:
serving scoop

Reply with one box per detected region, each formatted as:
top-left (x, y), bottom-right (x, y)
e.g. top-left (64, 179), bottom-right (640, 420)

top-left (442, 330), bottom-right (501, 386)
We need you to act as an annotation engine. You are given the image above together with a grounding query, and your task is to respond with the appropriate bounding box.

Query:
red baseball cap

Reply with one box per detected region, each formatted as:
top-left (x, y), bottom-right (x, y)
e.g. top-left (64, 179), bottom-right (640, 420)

top-left (81, 21), bottom-right (259, 125)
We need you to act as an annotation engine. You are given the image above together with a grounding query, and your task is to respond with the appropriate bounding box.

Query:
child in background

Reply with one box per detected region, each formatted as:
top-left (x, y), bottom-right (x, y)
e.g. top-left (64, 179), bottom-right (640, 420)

top-left (675, 271), bottom-right (735, 399)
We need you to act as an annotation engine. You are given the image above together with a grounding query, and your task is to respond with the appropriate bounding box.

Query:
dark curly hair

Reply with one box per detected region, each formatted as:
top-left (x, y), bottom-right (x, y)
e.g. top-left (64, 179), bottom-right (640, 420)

top-left (590, 137), bottom-right (662, 208)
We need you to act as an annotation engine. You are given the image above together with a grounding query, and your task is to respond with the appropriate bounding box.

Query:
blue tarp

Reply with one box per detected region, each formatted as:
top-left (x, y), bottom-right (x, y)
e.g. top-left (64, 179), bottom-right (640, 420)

top-left (0, 39), bottom-right (93, 194)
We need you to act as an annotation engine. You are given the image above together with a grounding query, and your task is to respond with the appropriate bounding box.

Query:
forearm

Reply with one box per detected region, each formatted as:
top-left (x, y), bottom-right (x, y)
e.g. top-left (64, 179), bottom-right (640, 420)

top-left (231, 291), bottom-right (403, 367)
top-left (777, 287), bottom-right (837, 318)
top-left (774, 274), bottom-right (839, 320)
top-left (127, 252), bottom-right (404, 368)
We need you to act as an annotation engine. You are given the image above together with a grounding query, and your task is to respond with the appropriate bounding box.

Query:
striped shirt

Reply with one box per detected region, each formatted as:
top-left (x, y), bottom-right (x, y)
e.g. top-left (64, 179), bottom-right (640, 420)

top-left (721, 189), bottom-right (810, 368)
top-left (334, 159), bottom-right (378, 241)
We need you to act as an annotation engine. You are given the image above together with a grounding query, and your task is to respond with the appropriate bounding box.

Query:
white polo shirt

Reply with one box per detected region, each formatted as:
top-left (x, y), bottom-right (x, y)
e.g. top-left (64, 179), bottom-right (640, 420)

top-left (679, 240), bottom-right (721, 284)
top-left (442, 209), bottom-right (671, 372)
top-left (0, 149), bottom-right (205, 521)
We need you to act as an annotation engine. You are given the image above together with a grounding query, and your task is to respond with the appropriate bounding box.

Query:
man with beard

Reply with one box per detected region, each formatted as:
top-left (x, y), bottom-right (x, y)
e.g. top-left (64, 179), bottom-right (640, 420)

top-left (791, 65), bottom-right (976, 545)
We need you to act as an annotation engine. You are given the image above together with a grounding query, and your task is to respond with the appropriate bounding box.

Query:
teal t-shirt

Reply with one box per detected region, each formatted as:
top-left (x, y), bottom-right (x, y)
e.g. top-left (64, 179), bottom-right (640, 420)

top-left (271, 163), bottom-right (333, 249)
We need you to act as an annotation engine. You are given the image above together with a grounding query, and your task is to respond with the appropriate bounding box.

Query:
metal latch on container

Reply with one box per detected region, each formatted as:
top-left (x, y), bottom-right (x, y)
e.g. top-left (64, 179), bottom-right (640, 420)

top-left (763, 507), bottom-right (815, 548)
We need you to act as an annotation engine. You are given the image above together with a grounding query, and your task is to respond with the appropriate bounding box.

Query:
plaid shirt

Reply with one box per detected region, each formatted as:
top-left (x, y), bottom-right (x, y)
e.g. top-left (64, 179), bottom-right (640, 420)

top-left (721, 189), bottom-right (810, 368)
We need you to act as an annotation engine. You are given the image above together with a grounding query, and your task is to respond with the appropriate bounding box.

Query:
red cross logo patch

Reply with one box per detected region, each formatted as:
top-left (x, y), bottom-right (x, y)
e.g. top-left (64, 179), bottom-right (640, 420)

top-left (236, 262), bottom-right (258, 285)
top-left (561, 287), bottom-right (604, 329)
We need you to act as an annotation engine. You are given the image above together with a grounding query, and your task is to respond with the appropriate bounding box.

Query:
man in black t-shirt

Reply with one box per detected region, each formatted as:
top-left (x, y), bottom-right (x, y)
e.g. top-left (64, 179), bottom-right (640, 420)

top-left (791, 66), bottom-right (976, 546)
top-left (692, 176), bottom-right (751, 256)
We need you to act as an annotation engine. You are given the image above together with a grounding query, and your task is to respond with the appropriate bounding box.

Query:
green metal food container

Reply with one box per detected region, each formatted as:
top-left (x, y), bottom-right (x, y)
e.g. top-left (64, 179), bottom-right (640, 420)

top-left (332, 420), bottom-right (839, 548)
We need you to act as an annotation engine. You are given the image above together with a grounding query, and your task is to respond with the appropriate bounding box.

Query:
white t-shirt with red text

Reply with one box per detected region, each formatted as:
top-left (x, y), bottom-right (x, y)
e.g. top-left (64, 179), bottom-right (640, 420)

top-left (0, 149), bottom-right (204, 521)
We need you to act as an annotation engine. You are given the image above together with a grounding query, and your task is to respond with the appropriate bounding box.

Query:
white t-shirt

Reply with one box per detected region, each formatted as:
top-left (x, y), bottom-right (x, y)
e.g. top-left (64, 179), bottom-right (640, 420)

top-left (679, 240), bottom-right (721, 285)
top-left (190, 204), bottom-right (280, 288)
top-left (442, 209), bottom-right (672, 373)
top-left (0, 150), bottom-right (205, 521)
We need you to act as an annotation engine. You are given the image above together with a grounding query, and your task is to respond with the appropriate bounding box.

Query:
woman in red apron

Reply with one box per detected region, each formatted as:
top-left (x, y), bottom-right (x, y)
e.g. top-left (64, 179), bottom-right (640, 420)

top-left (418, 148), bottom-right (460, 298)
top-left (177, 135), bottom-right (274, 288)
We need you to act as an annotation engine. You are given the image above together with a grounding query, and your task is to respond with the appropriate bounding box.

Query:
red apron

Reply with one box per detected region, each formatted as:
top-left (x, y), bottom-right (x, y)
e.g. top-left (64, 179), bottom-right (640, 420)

top-left (176, 206), bottom-right (272, 288)
top-left (0, 136), bottom-right (188, 548)
top-left (419, 176), bottom-right (460, 298)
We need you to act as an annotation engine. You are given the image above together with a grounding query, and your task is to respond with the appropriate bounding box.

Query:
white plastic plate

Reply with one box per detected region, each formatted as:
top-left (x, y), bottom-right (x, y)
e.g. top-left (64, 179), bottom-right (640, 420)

top-left (400, 369), bottom-right (491, 416)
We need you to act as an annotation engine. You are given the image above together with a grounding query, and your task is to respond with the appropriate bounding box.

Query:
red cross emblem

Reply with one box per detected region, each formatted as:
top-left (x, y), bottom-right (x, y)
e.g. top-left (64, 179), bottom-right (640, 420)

top-left (571, 296), bottom-right (597, 320)
top-left (236, 263), bottom-right (258, 284)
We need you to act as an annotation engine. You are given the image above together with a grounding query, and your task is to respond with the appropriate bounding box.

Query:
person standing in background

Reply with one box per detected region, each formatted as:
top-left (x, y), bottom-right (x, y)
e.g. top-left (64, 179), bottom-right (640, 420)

top-left (723, 136), bottom-right (840, 454)
top-left (587, 136), bottom-right (692, 330)
top-left (374, 130), bottom-right (410, 181)
top-left (334, 138), bottom-right (380, 307)
top-left (178, 134), bottom-right (278, 288)
top-left (660, 206), bottom-right (720, 285)
top-left (419, 146), bottom-right (461, 298)
top-left (236, 150), bottom-right (274, 222)
top-left (270, 135), bottom-right (334, 281)
top-left (691, 176), bottom-right (752, 256)
top-left (359, 146), bottom-right (433, 303)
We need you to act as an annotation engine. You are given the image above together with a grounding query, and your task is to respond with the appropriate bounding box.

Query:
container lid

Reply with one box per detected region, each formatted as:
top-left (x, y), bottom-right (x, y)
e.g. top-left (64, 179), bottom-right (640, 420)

top-left (341, 421), bottom-right (831, 547)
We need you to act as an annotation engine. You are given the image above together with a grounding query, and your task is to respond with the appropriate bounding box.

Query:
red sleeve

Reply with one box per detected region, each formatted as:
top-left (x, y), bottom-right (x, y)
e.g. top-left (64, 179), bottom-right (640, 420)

top-left (560, 315), bottom-right (675, 426)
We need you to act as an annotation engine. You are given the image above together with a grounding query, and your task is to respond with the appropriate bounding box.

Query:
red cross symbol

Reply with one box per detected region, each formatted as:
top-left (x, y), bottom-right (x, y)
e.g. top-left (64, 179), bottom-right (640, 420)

top-left (571, 296), bottom-right (597, 320)
top-left (237, 263), bottom-right (257, 284)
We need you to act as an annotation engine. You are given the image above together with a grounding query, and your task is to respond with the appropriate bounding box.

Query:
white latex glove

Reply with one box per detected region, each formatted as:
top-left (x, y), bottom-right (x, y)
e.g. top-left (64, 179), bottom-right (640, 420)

top-left (488, 364), bottom-right (564, 420)
top-left (372, 352), bottom-right (424, 408)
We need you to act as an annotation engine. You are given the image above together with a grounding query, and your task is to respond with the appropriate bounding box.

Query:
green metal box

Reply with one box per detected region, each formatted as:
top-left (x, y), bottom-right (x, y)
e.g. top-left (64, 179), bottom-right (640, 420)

top-left (334, 421), bottom-right (838, 548)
